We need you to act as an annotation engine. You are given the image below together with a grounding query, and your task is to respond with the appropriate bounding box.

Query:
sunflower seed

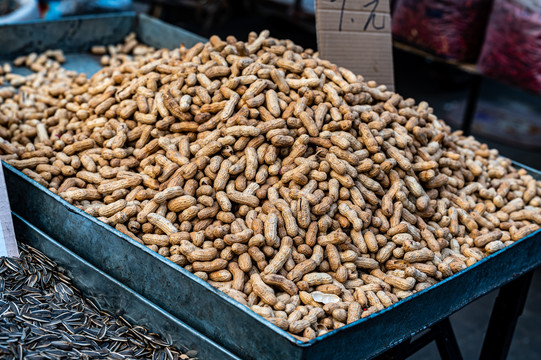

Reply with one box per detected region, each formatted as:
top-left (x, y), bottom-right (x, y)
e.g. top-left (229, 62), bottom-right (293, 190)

top-left (0, 244), bottom-right (196, 360)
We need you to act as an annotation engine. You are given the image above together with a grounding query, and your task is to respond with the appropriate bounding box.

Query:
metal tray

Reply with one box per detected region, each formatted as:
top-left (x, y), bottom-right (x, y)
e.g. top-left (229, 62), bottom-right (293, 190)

top-left (2, 14), bottom-right (541, 360)
top-left (12, 213), bottom-right (240, 360)
top-left (0, 12), bottom-right (205, 58)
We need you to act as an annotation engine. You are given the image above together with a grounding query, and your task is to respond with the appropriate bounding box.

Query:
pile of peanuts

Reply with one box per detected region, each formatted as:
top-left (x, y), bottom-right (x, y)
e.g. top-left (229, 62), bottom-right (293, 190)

top-left (1, 31), bottom-right (540, 341)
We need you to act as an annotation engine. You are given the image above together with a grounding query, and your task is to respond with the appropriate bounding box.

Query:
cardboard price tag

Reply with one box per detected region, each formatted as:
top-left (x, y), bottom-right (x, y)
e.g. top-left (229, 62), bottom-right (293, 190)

top-left (0, 164), bottom-right (18, 258)
top-left (316, 0), bottom-right (395, 90)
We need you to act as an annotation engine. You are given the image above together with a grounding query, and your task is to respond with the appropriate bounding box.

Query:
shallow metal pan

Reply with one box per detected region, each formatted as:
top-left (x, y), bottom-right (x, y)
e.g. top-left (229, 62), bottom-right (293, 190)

top-left (2, 14), bottom-right (541, 359)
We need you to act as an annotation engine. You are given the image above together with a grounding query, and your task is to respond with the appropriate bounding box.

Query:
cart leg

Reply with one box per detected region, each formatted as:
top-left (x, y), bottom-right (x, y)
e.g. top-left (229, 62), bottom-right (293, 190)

top-left (479, 271), bottom-right (534, 360)
top-left (150, 3), bottom-right (163, 19)
top-left (461, 74), bottom-right (482, 135)
top-left (433, 317), bottom-right (463, 360)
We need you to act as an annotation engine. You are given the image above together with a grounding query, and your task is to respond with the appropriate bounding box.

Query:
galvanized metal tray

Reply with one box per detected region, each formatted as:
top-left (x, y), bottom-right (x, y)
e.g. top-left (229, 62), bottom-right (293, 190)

top-left (2, 14), bottom-right (541, 360)
top-left (12, 213), bottom-right (240, 360)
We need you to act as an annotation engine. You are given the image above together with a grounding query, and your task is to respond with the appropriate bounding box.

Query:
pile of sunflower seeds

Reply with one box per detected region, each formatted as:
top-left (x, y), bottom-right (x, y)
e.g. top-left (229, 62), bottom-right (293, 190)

top-left (0, 243), bottom-right (197, 360)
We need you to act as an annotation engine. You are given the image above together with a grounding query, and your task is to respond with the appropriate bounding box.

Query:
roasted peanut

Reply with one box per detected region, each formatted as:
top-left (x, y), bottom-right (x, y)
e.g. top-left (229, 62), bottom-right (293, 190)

top-left (3, 30), bottom-right (540, 342)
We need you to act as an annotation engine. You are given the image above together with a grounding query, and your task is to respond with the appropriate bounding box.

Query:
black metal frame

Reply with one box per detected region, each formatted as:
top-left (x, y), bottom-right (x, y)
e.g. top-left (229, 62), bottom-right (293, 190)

top-left (461, 74), bottom-right (483, 136)
top-left (480, 271), bottom-right (534, 360)
top-left (376, 270), bottom-right (535, 360)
